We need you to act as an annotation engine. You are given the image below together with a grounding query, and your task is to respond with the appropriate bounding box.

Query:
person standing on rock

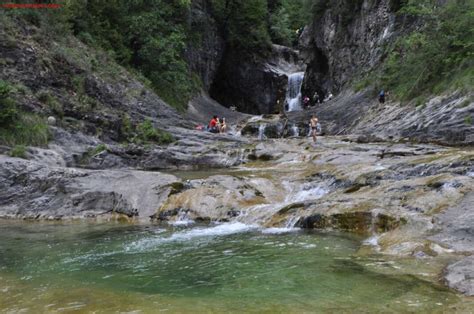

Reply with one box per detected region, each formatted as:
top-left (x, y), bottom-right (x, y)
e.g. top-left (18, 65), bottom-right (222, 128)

top-left (310, 115), bottom-right (319, 143)
top-left (313, 92), bottom-right (319, 106)
top-left (379, 90), bottom-right (385, 104)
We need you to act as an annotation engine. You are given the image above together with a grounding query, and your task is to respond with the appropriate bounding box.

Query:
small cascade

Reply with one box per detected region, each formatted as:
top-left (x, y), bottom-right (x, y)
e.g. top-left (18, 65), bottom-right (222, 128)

top-left (258, 124), bottom-right (267, 141)
top-left (363, 210), bottom-right (382, 251)
top-left (285, 216), bottom-right (301, 228)
top-left (291, 125), bottom-right (299, 137)
top-left (169, 210), bottom-right (195, 226)
top-left (236, 183), bottom-right (329, 227)
top-left (285, 72), bottom-right (305, 112)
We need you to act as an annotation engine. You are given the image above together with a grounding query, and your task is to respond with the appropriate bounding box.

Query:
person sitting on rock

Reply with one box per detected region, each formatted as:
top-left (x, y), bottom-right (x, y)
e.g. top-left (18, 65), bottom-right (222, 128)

top-left (220, 118), bottom-right (227, 133)
top-left (208, 115), bottom-right (219, 133)
top-left (303, 96), bottom-right (310, 109)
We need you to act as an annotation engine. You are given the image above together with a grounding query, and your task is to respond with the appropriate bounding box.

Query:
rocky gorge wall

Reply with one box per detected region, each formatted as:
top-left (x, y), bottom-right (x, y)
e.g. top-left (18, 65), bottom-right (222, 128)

top-left (299, 0), bottom-right (413, 98)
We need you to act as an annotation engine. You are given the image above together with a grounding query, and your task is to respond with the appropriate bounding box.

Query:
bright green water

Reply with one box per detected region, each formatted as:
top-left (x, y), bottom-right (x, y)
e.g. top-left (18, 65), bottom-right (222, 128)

top-left (0, 221), bottom-right (461, 313)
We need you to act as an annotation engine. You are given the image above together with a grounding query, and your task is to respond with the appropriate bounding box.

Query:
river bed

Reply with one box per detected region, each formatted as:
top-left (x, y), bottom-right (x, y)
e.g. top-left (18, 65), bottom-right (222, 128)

top-left (0, 221), bottom-right (470, 313)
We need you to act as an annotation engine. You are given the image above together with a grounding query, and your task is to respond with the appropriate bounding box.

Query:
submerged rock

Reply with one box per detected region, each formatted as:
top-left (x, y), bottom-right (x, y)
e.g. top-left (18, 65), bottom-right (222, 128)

top-left (445, 256), bottom-right (474, 296)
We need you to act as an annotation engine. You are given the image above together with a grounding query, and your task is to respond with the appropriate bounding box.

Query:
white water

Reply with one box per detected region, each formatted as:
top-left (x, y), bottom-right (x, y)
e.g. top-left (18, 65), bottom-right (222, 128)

top-left (169, 211), bottom-right (195, 226)
top-left (237, 183), bottom-right (329, 226)
top-left (285, 72), bottom-right (304, 112)
top-left (291, 125), bottom-right (299, 137)
top-left (125, 222), bottom-right (259, 253)
top-left (258, 124), bottom-right (267, 141)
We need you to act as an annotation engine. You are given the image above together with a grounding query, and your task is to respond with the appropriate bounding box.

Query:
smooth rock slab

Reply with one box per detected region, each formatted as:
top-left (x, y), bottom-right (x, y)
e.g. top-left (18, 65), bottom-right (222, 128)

top-left (0, 156), bottom-right (178, 219)
top-left (445, 255), bottom-right (474, 296)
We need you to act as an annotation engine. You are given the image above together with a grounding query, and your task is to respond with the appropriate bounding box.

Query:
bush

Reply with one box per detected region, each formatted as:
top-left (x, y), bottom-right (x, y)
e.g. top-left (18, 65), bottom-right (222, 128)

top-left (0, 81), bottom-right (49, 147)
top-left (0, 113), bottom-right (50, 147)
top-left (9, 145), bottom-right (27, 159)
top-left (0, 80), bottom-right (19, 127)
top-left (136, 119), bottom-right (175, 145)
top-left (37, 90), bottom-right (63, 118)
top-left (465, 116), bottom-right (473, 125)
top-left (381, 0), bottom-right (474, 100)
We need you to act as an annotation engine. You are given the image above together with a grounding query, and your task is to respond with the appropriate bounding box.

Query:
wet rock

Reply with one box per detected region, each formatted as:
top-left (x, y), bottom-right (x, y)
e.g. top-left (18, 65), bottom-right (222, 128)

top-left (445, 255), bottom-right (474, 296)
top-left (330, 212), bottom-right (373, 234)
top-left (210, 45), bottom-right (303, 114)
top-left (375, 214), bottom-right (406, 233)
top-left (299, 214), bottom-right (328, 229)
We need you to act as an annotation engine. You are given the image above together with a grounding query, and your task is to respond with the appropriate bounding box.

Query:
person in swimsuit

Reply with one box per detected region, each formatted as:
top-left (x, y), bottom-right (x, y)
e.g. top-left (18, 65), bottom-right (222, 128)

top-left (310, 115), bottom-right (319, 143)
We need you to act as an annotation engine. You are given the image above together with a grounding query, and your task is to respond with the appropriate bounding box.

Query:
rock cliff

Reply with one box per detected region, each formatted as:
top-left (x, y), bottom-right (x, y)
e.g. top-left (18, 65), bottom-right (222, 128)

top-left (299, 0), bottom-right (413, 98)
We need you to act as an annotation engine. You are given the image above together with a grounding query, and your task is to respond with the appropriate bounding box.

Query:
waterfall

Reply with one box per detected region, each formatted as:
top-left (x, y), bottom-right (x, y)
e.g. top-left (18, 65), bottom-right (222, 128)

top-left (285, 72), bottom-right (305, 112)
top-left (291, 125), bottom-right (299, 137)
top-left (258, 124), bottom-right (267, 141)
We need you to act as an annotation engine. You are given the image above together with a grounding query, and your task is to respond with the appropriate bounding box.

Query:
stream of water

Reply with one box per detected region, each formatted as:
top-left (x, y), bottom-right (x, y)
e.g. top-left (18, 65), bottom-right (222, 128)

top-left (0, 221), bottom-right (461, 313)
top-left (286, 72), bottom-right (304, 112)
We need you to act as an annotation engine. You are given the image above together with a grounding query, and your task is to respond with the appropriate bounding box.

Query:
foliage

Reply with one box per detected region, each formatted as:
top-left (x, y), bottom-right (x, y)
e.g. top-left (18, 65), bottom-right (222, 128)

top-left (90, 144), bottom-right (108, 156)
top-left (9, 145), bottom-right (27, 159)
top-left (210, 0), bottom-right (271, 52)
top-left (67, 0), bottom-right (198, 111)
top-left (0, 80), bottom-right (49, 147)
top-left (135, 119), bottom-right (174, 145)
top-left (381, 0), bottom-right (474, 100)
top-left (0, 80), bottom-right (19, 128)
top-left (210, 0), bottom-right (316, 48)
top-left (0, 112), bottom-right (50, 147)
top-left (465, 116), bottom-right (473, 125)
top-left (37, 90), bottom-right (63, 118)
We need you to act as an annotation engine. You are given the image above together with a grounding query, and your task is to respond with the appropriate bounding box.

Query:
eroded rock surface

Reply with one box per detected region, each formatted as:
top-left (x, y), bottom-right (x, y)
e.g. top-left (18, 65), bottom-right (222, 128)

top-left (0, 156), bottom-right (178, 220)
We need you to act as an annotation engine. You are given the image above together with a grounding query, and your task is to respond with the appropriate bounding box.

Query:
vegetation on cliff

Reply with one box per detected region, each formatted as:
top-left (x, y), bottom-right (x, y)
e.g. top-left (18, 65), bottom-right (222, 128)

top-left (0, 80), bottom-right (49, 147)
top-left (382, 0), bottom-right (473, 101)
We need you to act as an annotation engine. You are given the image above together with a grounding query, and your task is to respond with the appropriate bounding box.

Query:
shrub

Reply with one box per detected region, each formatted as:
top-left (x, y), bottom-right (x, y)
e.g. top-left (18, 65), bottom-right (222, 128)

top-left (37, 90), bottom-right (63, 118)
top-left (0, 81), bottom-right (49, 147)
top-left (381, 0), bottom-right (474, 100)
top-left (9, 145), bottom-right (27, 159)
top-left (136, 119), bottom-right (174, 145)
top-left (0, 113), bottom-right (50, 147)
top-left (0, 80), bottom-right (19, 127)
top-left (465, 116), bottom-right (473, 125)
top-left (90, 144), bottom-right (108, 156)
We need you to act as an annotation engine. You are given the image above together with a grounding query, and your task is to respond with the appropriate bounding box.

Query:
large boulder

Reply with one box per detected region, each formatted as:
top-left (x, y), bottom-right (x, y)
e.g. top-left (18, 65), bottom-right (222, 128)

top-left (0, 156), bottom-right (178, 219)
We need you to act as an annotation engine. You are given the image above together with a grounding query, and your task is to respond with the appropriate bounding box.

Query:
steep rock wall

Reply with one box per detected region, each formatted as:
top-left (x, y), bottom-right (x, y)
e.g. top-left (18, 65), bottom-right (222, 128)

top-left (185, 0), bottom-right (225, 91)
top-left (300, 0), bottom-right (413, 98)
top-left (210, 45), bottom-right (304, 114)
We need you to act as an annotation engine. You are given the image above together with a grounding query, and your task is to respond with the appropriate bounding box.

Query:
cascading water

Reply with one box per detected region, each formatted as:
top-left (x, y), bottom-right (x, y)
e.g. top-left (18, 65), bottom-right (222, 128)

top-left (291, 125), bottom-right (299, 137)
top-left (258, 124), bottom-right (267, 141)
top-left (285, 72), bottom-right (305, 112)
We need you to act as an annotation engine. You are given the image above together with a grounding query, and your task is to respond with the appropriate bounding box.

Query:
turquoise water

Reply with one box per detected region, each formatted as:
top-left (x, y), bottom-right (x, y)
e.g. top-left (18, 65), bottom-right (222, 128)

top-left (0, 221), bottom-right (461, 313)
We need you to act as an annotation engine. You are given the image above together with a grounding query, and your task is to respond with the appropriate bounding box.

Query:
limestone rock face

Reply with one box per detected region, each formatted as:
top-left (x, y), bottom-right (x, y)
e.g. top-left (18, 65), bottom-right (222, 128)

top-left (286, 90), bottom-right (474, 146)
top-left (210, 45), bottom-right (304, 114)
top-left (0, 156), bottom-right (178, 220)
top-left (300, 0), bottom-right (411, 98)
top-left (185, 0), bottom-right (225, 91)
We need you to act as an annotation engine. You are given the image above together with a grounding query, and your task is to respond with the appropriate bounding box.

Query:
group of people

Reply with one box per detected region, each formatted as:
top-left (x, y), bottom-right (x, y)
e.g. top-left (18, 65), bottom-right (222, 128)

top-left (207, 115), bottom-right (227, 134)
top-left (302, 92), bottom-right (333, 110)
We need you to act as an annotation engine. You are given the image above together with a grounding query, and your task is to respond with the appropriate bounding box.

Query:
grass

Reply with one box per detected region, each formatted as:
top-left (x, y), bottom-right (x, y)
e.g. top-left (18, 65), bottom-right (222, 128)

top-left (9, 145), bottom-right (27, 159)
top-left (0, 113), bottom-right (50, 147)
top-left (465, 116), bottom-right (473, 125)
top-left (37, 90), bottom-right (63, 118)
top-left (134, 118), bottom-right (175, 145)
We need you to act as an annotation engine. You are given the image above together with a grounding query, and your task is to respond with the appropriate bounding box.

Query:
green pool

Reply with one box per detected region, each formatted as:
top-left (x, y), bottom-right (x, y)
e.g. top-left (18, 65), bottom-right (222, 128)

top-left (0, 221), bottom-right (463, 312)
